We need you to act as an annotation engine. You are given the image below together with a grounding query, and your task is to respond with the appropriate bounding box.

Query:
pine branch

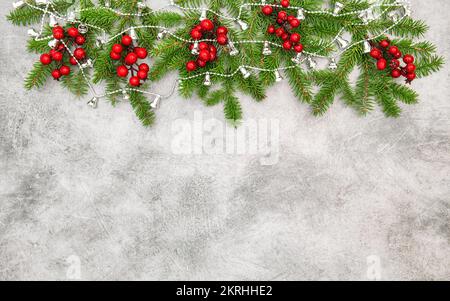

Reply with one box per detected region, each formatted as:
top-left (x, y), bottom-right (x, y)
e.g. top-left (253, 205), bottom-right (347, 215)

top-left (391, 83), bottom-right (418, 105)
top-left (7, 6), bottom-right (43, 26)
top-left (61, 70), bottom-right (90, 97)
top-left (25, 62), bottom-right (52, 90)
top-left (223, 93), bottom-right (243, 123)
top-left (415, 55), bottom-right (444, 78)
top-left (128, 89), bottom-right (155, 126)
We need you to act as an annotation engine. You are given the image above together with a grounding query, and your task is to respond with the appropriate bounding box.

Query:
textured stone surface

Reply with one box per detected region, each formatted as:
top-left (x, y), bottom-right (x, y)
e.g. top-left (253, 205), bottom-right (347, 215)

top-left (0, 1), bottom-right (449, 281)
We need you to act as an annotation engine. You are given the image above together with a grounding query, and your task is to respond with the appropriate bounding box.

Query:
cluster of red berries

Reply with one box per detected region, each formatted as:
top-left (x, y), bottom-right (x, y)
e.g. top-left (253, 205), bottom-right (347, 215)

top-left (370, 39), bottom-right (417, 83)
top-left (39, 25), bottom-right (88, 80)
top-left (262, 0), bottom-right (303, 53)
top-left (186, 19), bottom-right (229, 72)
top-left (110, 35), bottom-right (150, 87)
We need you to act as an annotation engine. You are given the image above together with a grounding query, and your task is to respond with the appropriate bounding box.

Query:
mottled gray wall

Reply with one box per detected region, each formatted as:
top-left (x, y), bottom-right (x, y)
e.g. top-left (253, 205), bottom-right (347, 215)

top-left (0, 0), bottom-right (449, 281)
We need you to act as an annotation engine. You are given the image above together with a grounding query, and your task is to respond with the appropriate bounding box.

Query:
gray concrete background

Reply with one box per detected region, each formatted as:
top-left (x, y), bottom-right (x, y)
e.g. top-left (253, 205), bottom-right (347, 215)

top-left (0, 0), bottom-right (449, 281)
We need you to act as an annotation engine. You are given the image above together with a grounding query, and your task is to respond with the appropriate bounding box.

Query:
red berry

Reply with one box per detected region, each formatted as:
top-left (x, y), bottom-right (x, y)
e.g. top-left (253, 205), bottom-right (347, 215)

top-left (186, 61), bottom-right (197, 72)
top-left (112, 44), bottom-right (123, 53)
top-left (277, 18), bottom-right (284, 25)
top-left (51, 51), bottom-right (63, 61)
top-left (121, 35), bottom-right (133, 46)
top-left (74, 48), bottom-right (86, 60)
top-left (278, 11), bottom-right (288, 20)
top-left (406, 73), bottom-right (416, 81)
top-left (391, 69), bottom-right (401, 78)
top-left (290, 33), bottom-right (301, 43)
top-left (53, 26), bottom-right (64, 33)
top-left (209, 45), bottom-right (217, 54)
top-left (210, 52), bottom-right (217, 61)
top-left (262, 5), bottom-right (273, 15)
top-left (60, 65), bottom-right (71, 76)
top-left (57, 44), bottom-right (65, 51)
top-left (403, 54), bottom-right (414, 64)
top-left (52, 26), bottom-right (64, 39)
top-left (190, 29), bottom-right (202, 40)
top-left (267, 25), bottom-right (276, 34)
top-left (283, 41), bottom-right (292, 50)
top-left (53, 30), bottom-right (64, 40)
top-left (394, 51), bottom-right (402, 59)
top-left (69, 57), bottom-right (78, 65)
top-left (281, 33), bottom-right (289, 41)
top-left (294, 44), bottom-right (303, 53)
top-left (67, 27), bottom-right (79, 38)
top-left (377, 58), bottom-right (387, 70)
top-left (75, 35), bottom-right (86, 45)
top-left (125, 53), bottom-right (138, 65)
top-left (194, 25), bottom-right (203, 32)
top-left (370, 48), bottom-right (382, 59)
top-left (198, 42), bottom-right (209, 50)
top-left (110, 51), bottom-right (121, 60)
top-left (388, 46), bottom-right (399, 55)
top-left (197, 59), bottom-right (207, 68)
top-left (200, 19), bottom-right (215, 31)
top-left (129, 76), bottom-right (141, 87)
top-left (405, 63), bottom-right (416, 73)
top-left (139, 63), bottom-right (150, 72)
top-left (379, 40), bottom-right (390, 48)
top-left (199, 49), bottom-right (210, 62)
top-left (134, 47), bottom-right (148, 59)
top-left (275, 27), bottom-right (285, 37)
top-left (137, 70), bottom-right (148, 80)
top-left (288, 15), bottom-right (295, 22)
top-left (216, 26), bottom-right (228, 36)
top-left (216, 34), bottom-right (228, 45)
top-left (390, 59), bottom-right (400, 69)
top-left (117, 65), bottom-right (129, 77)
top-left (281, 0), bottom-right (290, 8)
top-left (40, 53), bottom-right (52, 65)
top-left (289, 18), bottom-right (300, 28)
top-left (51, 69), bottom-right (62, 79)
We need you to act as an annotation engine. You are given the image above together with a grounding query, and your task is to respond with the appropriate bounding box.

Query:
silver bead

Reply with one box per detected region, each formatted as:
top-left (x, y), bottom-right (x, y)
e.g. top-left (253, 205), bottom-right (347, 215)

top-left (328, 58), bottom-right (338, 70)
top-left (48, 39), bottom-right (58, 49)
top-left (49, 15), bottom-right (58, 27)
top-left (129, 28), bottom-right (138, 45)
top-left (236, 19), bottom-right (248, 31)
top-left (157, 30), bottom-right (168, 40)
top-left (388, 11), bottom-right (399, 22)
top-left (291, 52), bottom-right (303, 65)
top-left (150, 95), bottom-right (161, 109)
top-left (191, 41), bottom-right (199, 55)
top-left (239, 66), bottom-right (251, 79)
top-left (333, 2), bottom-right (344, 15)
top-left (12, 1), bottom-right (25, 9)
top-left (262, 41), bottom-right (272, 56)
top-left (203, 73), bottom-right (212, 86)
top-left (122, 90), bottom-right (130, 100)
top-left (87, 97), bottom-right (99, 109)
top-left (336, 36), bottom-right (349, 49)
top-left (363, 40), bottom-right (371, 54)
top-left (27, 28), bottom-right (39, 37)
top-left (199, 8), bottom-right (207, 21)
top-left (66, 11), bottom-right (76, 23)
top-left (228, 41), bottom-right (239, 56)
top-left (274, 70), bottom-right (283, 82)
top-left (78, 24), bottom-right (88, 34)
top-left (306, 56), bottom-right (317, 69)
top-left (297, 8), bottom-right (305, 20)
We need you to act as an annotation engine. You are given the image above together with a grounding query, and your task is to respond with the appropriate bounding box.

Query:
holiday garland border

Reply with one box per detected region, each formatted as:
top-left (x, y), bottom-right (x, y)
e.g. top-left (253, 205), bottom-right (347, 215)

top-left (7, 0), bottom-right (444, 126)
